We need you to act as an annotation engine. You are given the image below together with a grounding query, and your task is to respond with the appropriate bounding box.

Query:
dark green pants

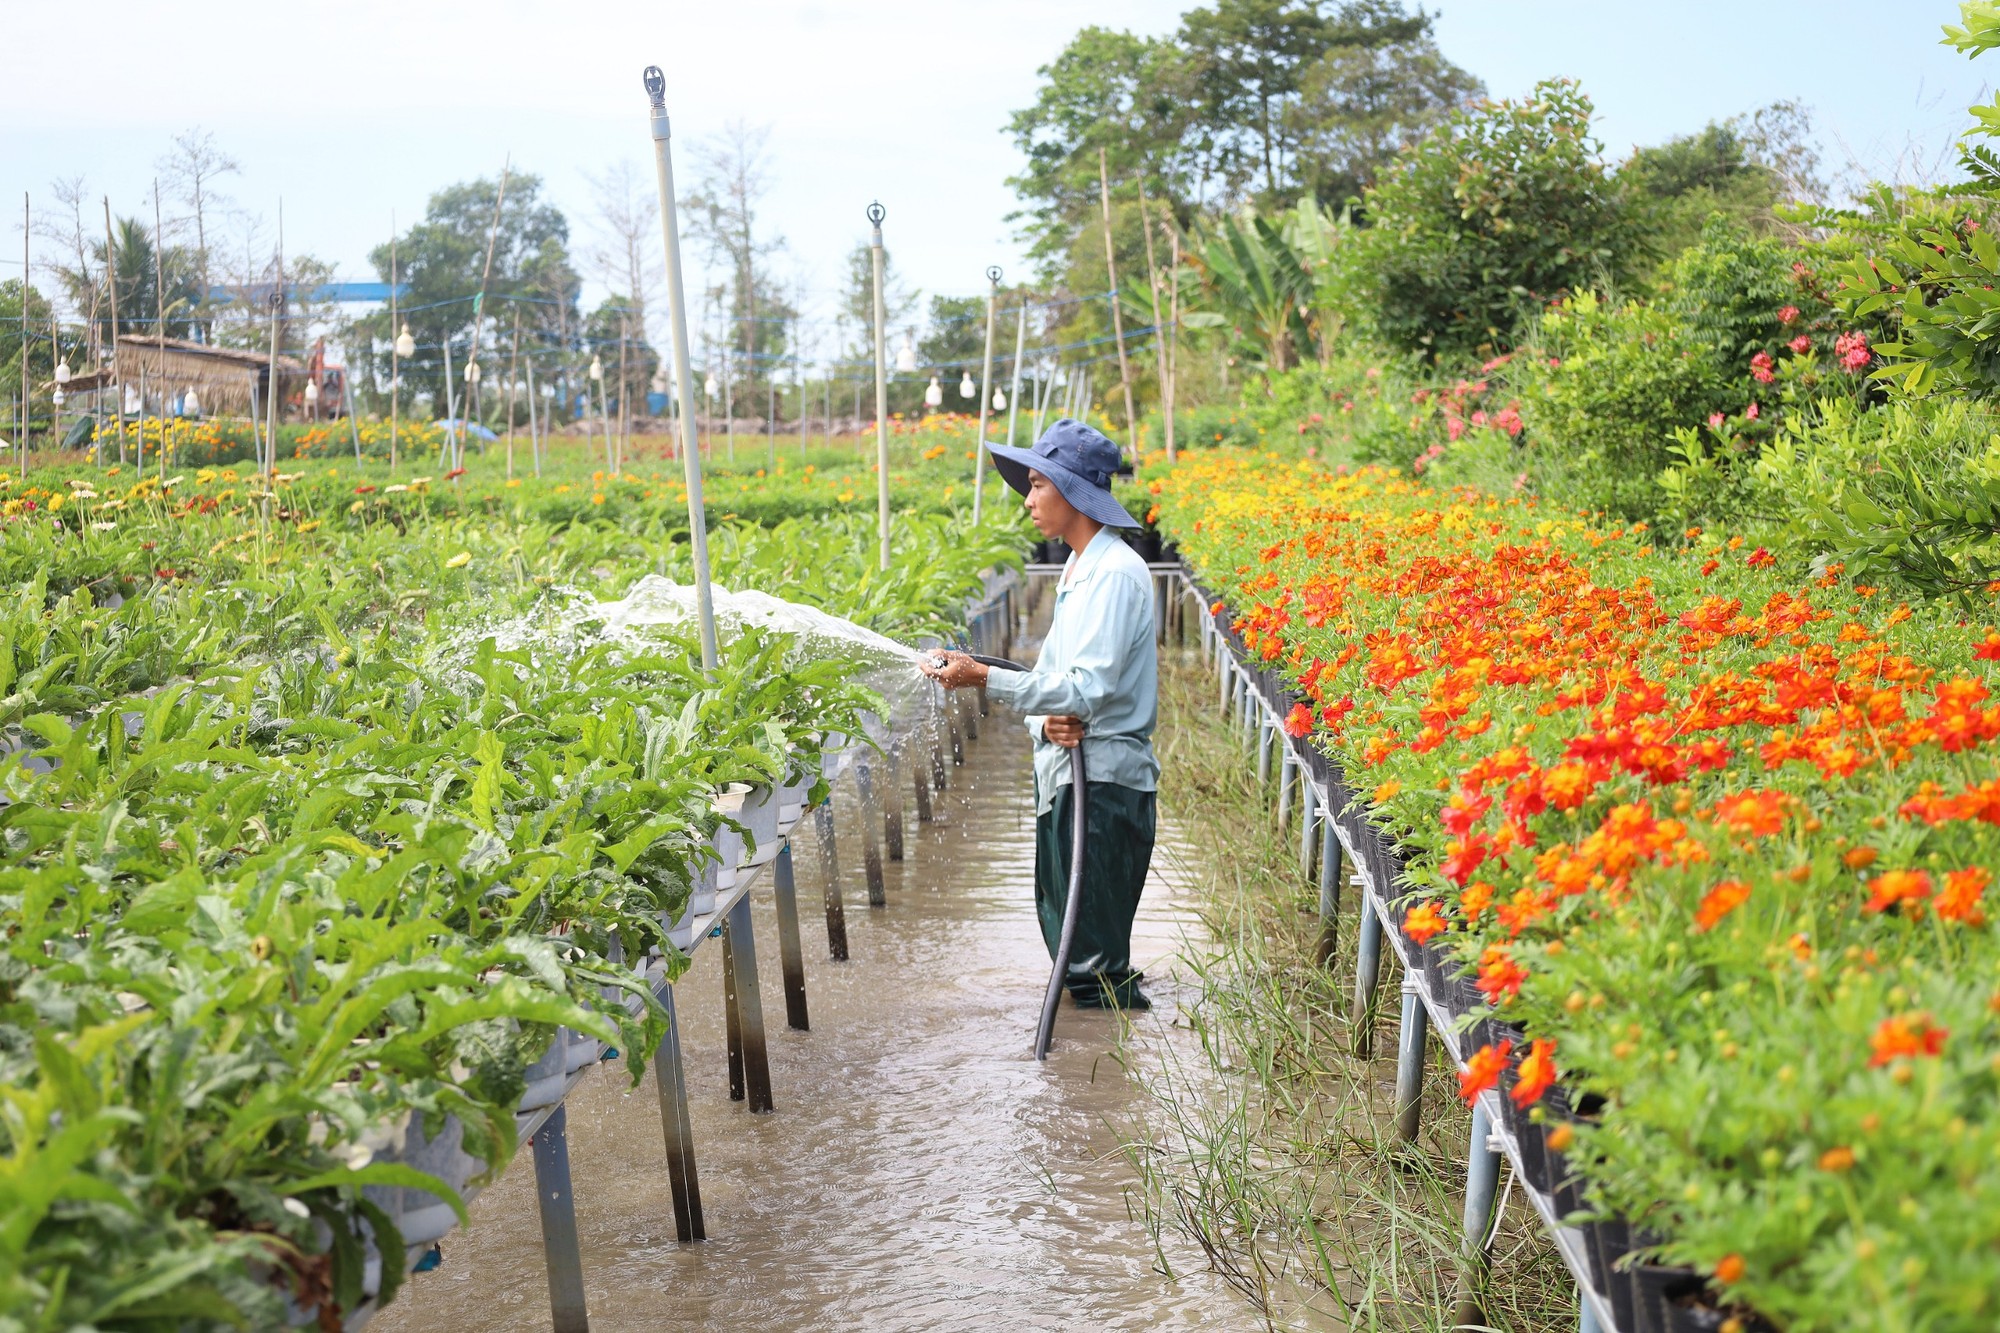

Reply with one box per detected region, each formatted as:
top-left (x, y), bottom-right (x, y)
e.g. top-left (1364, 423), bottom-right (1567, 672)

top-left (1034, 780), bottom-right (1157, 1006)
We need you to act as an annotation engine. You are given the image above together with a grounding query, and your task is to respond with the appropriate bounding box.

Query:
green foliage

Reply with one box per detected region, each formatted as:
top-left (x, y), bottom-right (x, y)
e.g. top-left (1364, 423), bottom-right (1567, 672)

top-left (1334, 79), bottom-right (1638, 362)
top-left (1619, 123), bottom-right (1783, 265)
top-left (1744, 397), bottom-right (2000, 602)
top-left (1188, 210), bottom-right (1318, 374)
top-left (1656, 217), bottom-right (1797, 360)
top-left (1511, 293), bottom-right (1735, 517)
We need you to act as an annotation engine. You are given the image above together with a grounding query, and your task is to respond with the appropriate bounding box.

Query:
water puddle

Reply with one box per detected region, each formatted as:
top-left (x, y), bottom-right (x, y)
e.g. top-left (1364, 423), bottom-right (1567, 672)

top-left (372, 699), bottom-right (1268, 1332)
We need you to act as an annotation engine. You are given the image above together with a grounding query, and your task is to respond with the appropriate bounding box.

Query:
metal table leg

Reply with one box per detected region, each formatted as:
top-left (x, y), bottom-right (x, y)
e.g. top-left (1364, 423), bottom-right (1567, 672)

top-left (771, 841), bottom-right (810, 1031)
top-left (531, 1103), bottom-right (589, 1333)
top-left (1314, 819), bottom-right (1342, 967)
top-left (854, 762), bottom-right (886, 908)
top-left (1394, 979), bottom-right (1429, 1144)
top-left (882, 744), bottom-right (905, 863)
top-left (724, 895), bottom-right (775, 1113)
top-left (653, 986), bottom-right (704, 1242)
top-left (812, 802), bottom-right (848, 962)
top-left (1351, 898), bottom-right (1385, 1058)
top-left (1452, 1100), bottom-right (1505, 1329)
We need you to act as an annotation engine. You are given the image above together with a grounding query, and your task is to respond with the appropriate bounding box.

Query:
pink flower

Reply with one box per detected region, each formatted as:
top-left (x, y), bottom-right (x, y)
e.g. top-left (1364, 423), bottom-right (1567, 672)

top-left (1708, 412), bottom-right (1726, 430)
top-left (1493, 405), bottom-right (1525, 438)
top-left (1745, 402), bottom-right (1760, 422)
top-left (1835, 331), bottom-right (1872, 373)
top-left (1750, 352), bottom-right (1776, 384)
top-left (1447, 416), bottom-right (1466, 442)
top-left (1789, 335), bottom-right (1813, 355)
top-left (1778, 305), bottom-right (1800, 325)
top-left (1547, 356), bottom-right (1562, 369)
top-left (1471, 409), bottom-right (1489, 428)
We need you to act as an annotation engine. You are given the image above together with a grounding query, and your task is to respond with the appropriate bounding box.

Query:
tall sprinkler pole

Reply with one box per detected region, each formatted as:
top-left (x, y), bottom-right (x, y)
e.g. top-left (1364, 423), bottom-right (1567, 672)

top-left (645, 66), bottom-right (718, 671)
top-left (867, 201), bottom-right (890, 571)
top-left (972, 264), bottom-right (1000, 525)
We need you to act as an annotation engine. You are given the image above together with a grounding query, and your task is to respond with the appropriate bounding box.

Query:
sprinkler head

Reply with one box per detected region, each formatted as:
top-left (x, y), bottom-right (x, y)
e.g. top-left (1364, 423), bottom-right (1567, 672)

top-left (643, 66), bottom-right (666, 110)
top-left (986, 265), bottom-right (1003, 285)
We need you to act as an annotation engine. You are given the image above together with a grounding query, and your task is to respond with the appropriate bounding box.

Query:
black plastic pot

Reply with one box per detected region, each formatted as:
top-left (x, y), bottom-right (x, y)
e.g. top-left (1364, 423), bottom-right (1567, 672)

top-left (1629, 1263), bottom-right (1707, 1333)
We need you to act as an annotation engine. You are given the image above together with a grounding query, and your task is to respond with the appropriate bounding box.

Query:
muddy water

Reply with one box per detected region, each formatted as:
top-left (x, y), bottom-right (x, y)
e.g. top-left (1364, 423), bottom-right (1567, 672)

top-left (374, 702), bottom-right (1263, 1332)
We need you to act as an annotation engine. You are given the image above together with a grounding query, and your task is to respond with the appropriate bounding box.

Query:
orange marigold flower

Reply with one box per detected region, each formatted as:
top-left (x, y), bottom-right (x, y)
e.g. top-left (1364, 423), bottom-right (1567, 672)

top-left (1937, 866), bottom-right (1990, 926)
top-left (1210, 600), bottom-right (1225, 615)
top-left (1693, 879), bottom-right (1751, 932)
top-left (1543, 761), bottom-right (1597, 811)
top-left (1459, 881), bottom-right (1496, 921)
top-left (1712, 789), bottom-right (1789, 837)
top-left (1842, 846), bottom-right (1878, 870)
top-left (1817, 1145), bottom-right (1855, 1172)
top-left (1862, 868), bottom-right (1933, 917)
top-left (1404, 900), bottom-right (1449, 944)
top-left (1373, 779), bottom-right (1403, 803)
top-left (1511, 1038), bottom-right (1559, 1107)
top-left (1868, 1012), bottom-right (1948, 1067)
top-left (1282, 703), bottom-right (1313, 738)
top-left (1459, 1039), bottom-right (1513, 1104)
top-left (1975, 629), bottom-right (2000, 661)
top-left (1715, 1254), bottom-right (1745, 1285)
top-left (1747, 546), bottom-right (1775, 568)
top-left (1475, 945), bottom-right (1528, 1004)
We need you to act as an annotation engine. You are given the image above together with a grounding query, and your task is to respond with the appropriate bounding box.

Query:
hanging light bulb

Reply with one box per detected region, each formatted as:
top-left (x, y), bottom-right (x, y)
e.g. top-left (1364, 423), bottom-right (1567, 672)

top-left (304, 378), bottom-right (320, 404)
top-left (924, 375), bottom-right (943, 408)
top-left (894, 332), bottom-right (917, 374)
top-left (51, 386), bottom-right (65, 407)
top-left (184, 386), bottom-right (200, 415)
top-left (464, 360), bottom-right (481, 385)
top-left (588, 356), bottom-right (603, 382)
top-left (992, 387), bottom-right (1006, 410)
top-left (395, 323), bottom-right (415, 358)
top-left (53, 360), bottom-right (70, 386)
top-left (958, 371), bottom-right (976, 399)
top-left (704, 372), bottom-right (719, 398)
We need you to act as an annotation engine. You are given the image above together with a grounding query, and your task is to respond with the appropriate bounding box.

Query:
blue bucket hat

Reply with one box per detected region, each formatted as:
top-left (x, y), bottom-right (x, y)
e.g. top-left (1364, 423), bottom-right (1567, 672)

top-left (986, 418), bottom-right (1142, 529)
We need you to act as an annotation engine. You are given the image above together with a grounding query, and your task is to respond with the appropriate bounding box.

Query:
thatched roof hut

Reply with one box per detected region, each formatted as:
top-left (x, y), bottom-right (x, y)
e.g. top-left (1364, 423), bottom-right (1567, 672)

top-left (61, 336), bottom-right (304, 417)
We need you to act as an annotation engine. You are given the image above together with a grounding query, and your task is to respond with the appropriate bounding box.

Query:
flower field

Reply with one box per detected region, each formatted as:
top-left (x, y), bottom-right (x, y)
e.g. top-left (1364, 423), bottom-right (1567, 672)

top-left (1154, 450), bottom-right (2000, 1331)
top-left (0, 472), bottom-right (1021, 1326)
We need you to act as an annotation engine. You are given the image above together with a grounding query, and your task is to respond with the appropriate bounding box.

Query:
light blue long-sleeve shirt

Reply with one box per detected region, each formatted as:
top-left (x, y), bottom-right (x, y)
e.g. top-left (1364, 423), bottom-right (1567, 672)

top-left (985, 528), bottom-right (1160, 814)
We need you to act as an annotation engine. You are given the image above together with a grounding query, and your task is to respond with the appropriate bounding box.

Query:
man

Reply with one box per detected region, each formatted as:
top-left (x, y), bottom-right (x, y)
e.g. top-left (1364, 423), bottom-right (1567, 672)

top-left (922, 418), bottom-right (1160, 1011)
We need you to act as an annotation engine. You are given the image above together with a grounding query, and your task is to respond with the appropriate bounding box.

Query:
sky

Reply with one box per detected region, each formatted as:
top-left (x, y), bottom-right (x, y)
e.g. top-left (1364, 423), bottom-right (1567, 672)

top-left (2, 0), bottom-right (1989, 358)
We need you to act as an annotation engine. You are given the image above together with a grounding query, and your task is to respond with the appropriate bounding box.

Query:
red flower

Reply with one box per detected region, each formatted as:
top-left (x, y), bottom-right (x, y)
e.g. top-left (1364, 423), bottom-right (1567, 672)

top-left (1789, 334), bottom-right (1813, 355)
top-left (1974, 629), bottom-right (2000, 661)
top-left (1936, 866), bottom-right (1990, 926)
top-left (1746, 547), bottom-right (1774, 568)
top-left (1745, 402), bottom-right (1760, 422)
top-left (1707, 412), bottom-right (1725, 430)
top-left (1283, 703), bottom-right (1313, 738)
top-left (1750, 351), bottom-right (1776, 383)
top-left (354, 484), bottom-right (377, 494)
top-left (1778, 304), bottom-right (1800, 324)
top-left (1511, 1038), bottom-right (1558, 1107)
top-left (1835, 331), bottom-right (1871, 373)
top-left (1868, 1012), bottom-right (1947, 1066)
top-left (1475, 945), bottom-right (1527, 1004)
top-left (1459, 1039), bottom-right (1513, 1103)
top-left (445, 467), bottom-right (468, 480)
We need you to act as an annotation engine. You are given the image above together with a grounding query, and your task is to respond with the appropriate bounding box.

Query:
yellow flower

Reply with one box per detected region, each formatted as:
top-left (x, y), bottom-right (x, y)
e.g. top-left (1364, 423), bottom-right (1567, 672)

top-left (591, 493), bottom-right (606, 505)
top-left (446, 551), bottom-right (472, 569)
top-left (506, 478), bottom-right (522, 488)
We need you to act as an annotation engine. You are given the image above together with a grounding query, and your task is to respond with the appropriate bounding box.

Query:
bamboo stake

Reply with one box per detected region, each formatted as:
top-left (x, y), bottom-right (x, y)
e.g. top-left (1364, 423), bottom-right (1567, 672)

top-left (103, 197), bottom-right (122, 467)
top-left (505, 307), bottom-right (522, 480)
top-left (1137, 177), bottom-right (1169, 461)
top-left (463, 159), bottom-right (511, 482)
top-left (1164, 223), bottom-right (1181, 463)
top-left (1097, 147), bottom-right (1136, 435)
top-left (20, 194), bottom-right (28, 478)
top-left (389, 218), bottom-right (400, 472)
top-left (1004, 301), bottom-right (1026, 451)
top-left (972, 265), bottom-right (1000, 524)
top-left (153, 181), bottom-right (167, 481)
top-left (868, 202), bottom-right (890, 571)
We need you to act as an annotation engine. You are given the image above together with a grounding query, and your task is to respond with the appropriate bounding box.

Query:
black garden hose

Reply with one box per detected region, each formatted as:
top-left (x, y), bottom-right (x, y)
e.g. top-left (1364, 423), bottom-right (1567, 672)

top-left (966, 653), bottom-right (1085, 1061)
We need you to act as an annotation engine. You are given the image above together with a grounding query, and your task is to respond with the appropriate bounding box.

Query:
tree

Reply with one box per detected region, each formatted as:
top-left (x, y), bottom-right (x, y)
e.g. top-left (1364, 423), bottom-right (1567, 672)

top-left (587, 160), bottom-right (663, 446)
top-left (1620, 121), bottom-right (1783, 265)
top-left (684, 122), bottom-right (788, 410)
top-left (1283, 25), bottom-right (1482, 210)
top-left (1335, 79), bottom-right (1638, 362)
top-left (361, 174), bottom-right (577, 415)
top-left (157, 129), bottom-right (239, 341)
top-left (917, 295), bottom-right (987, 380)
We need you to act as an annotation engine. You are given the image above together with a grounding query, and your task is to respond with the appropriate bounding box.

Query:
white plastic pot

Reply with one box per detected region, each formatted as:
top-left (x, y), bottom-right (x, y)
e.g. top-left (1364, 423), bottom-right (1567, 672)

top-left (740, 783), bottom-right (781, 866)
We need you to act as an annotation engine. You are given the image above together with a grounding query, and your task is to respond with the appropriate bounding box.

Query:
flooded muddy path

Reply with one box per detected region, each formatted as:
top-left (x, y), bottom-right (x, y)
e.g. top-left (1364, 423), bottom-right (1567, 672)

top-left (374, 699), bottom-right (1265, 1332)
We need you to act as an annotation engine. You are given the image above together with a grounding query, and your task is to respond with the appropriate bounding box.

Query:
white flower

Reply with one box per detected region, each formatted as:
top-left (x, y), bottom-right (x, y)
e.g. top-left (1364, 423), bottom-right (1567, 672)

top-left (282, 1197), bottom-right (312, 1219)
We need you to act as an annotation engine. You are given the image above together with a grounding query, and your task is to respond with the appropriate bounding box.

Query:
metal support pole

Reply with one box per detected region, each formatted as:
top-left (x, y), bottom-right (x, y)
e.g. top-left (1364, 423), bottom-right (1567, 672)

top-left (1394, 980), bottom-right (1429, 1144)
top-left (883, 742), bottom-right (905, 862)
top-left (771, 841), bottom-right (810, 1030)
top-left (1578, 1296), bottom-right (1603, 1333)
top-left (947, 702), bottom-right (965, 767)
top-left (1277, 750), bottom-right (1295, 830)
top-left (1315, 817), bottom-right (1343, 967)
top-left (868, 202), bottom-right (891, 571)
top-left (1351, 899), bottom-right (1386, 1058)
top-left (1452, 1100), bottom-right (1505, 1329)
top-left (653, 985), bottom-right (704, 1241)
top-left (911, 759), bottom-right (934, 822)
top-left (723, 923), bottom-right (744, 1103)
top-left (1004, 301), bottom-right (1026, 452)
top-left (530, 1103), bottom-right (590, 1333)
top-left (645, 67), bottom-right (719, 671)
top-left (1256, 719), bottom-right (1273, 789)
top-left (812, 802), bottom-right (848, 961)
top-left (854, 762), bottom-right (886, 907)
top-left (972, 265), bottom-right (1000, 524)
top-left (1298, 779), bottom-right (1319, 880)
top-left (723, 894), bottom-right (774, 1113)
top-left (961, 688), bottom-right (979, 741)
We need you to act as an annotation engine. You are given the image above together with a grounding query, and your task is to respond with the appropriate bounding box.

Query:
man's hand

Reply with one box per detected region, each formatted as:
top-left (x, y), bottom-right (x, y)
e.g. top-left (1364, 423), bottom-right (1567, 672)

top-left (1043, 714), bottom-right (1085, 748)
top-left (919, 650), bottom-right (989, 690)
